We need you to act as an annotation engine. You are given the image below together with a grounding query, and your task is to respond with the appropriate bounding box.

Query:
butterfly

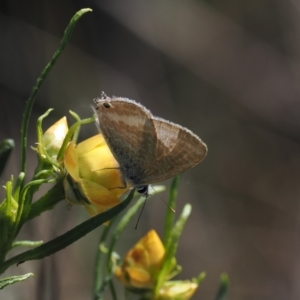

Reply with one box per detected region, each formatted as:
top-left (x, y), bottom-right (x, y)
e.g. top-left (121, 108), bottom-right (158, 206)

top-left (93, 93), bottom-right (207, 196)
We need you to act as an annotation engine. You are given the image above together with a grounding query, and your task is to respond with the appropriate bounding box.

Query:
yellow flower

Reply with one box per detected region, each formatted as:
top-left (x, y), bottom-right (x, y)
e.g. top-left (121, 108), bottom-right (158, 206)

top-left (114, 230), bottom-right (203, 299)
top-left (42, 117), bottom-right (68, 157)
top-left (64, 134), bottom-right (129, 215)
top-left (114, 230), bottom-right (165, 291)
top-left (157, 280), bottom-right (199, 300)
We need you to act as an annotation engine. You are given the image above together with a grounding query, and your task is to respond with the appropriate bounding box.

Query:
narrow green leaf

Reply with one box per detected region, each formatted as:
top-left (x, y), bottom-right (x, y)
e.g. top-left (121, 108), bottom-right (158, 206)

top-left (16, 178), bottom-right (55, 233)
top-left (155, 203), bottom-right (192, 295)
top-left (196, 272), bottom-right (206, 285)
top-left (69, 110), bottom-right (82, 143)
top-left (0, 273), bottom-right (34, 289)
top-left (0, 189), bottom-right (135, 274)
top-left (56, 115), bottom-right (95, 162)
top-left (35, 109), bottom-right (54, 162)
top-left (0, 179), bottom-right (18, 263)
top-left (11, 240), bottom-right (43, 249)
top-left (36, 109), bottom-right (54, 149)
top-left (13, 173), bottom-right (25, 203)
top-left (26, 179), bottom-right (65, 221)
top-left (20, 8), bottom-right (92, 173)
top-left (215, 274), bottom-right (229, 300)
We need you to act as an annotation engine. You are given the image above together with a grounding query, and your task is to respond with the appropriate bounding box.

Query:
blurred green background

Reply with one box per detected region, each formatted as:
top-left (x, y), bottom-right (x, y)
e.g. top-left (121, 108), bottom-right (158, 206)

top-left (1, 1), bottom-right (300, 299)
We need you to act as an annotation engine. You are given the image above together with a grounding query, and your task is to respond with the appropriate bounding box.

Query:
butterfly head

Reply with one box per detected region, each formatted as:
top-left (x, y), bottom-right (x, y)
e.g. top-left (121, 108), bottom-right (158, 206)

top-left (93, 96), bottom-right (113, 112)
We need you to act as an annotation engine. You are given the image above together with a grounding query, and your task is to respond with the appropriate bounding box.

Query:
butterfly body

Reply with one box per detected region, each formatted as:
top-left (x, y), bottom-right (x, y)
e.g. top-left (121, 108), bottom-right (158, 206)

top-left (94, 94), bottom-right (207, 195)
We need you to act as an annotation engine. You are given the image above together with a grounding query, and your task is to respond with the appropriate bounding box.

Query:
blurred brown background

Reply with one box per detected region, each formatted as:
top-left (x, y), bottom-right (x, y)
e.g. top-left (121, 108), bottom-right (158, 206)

top-left (1, 0), bottom-right (300, 299)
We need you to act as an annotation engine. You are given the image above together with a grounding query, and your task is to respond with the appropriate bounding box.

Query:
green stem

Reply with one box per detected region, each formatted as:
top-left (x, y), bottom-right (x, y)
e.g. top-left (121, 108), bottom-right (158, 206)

top-left (0, 189), bottom-right (134, 274)
top-left (109, 280), bottom-right (118, 300)
top-left (155, 204), bottom-right (192, 295)
top-left (93, 220), bottom-right (116, 299)
top-left (94, 198), bottom-right (144, 300)
top-left (163, 175), bottom-right (180, 246)
top-left (15, 178), bottom-right (55, 234)
top-left (106, 198), bottom-right (145, 275)
top-left (20, 8), bottom-right (92, 173)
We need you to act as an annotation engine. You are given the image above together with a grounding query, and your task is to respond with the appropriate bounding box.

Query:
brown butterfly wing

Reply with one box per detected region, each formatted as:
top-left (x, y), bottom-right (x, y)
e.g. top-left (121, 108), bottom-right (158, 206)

top-left (95, 97), bottom-right (158, 183)
top-left (143, 117), bottom-right (207, 184)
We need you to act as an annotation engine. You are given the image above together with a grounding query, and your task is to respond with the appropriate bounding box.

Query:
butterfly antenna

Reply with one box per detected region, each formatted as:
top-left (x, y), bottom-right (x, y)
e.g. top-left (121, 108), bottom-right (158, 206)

top-left (135, 196), bottom-right (148, 230)
top-left (101, 91), bottom-right (107, 99)
top-left (150, 186), bottom-right (175, 213)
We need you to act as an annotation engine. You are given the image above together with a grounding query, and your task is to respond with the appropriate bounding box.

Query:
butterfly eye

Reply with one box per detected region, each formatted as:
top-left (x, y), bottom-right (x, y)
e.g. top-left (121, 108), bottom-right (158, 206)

top-left (103, 102), bottom-right (111, 108)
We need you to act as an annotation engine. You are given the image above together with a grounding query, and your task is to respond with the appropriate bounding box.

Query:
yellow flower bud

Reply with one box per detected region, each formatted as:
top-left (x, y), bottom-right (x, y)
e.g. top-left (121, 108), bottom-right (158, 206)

top-left (64, 134), bottom-right (129, 215)
top-left (157, 280), bottom-right (199, 300)
top-left (114, 230), bottom-right (165, 291)
top-left (42, 117), bottom-right (68, 157)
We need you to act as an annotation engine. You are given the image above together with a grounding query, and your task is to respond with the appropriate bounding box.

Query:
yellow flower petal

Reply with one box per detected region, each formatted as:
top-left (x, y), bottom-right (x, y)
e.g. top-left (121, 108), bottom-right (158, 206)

top-left (83, 204), bottom-right (104, 216)
top-left (64, 142), bottom-right (80, 181)
top-left (78, 156), bottom-right (124, 193)
top-left (76, 134), bottom-right (107, 155)
top-left (63, 134), bottom-right (129, 216)
top-left (132, 230), bottom-right (165, 268)
top-left (77, 135), bottom-right (128, 194)
top-left (43, 117), bottom-right (68, 156)
top-left (125, 267), bottom-right (152, 288)
top-left (126, 245), bottom-right (149, 268)
top-left (115, 230), bottom-right (165, 290)
top-left (79, 178), bottom-right (120, 208)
